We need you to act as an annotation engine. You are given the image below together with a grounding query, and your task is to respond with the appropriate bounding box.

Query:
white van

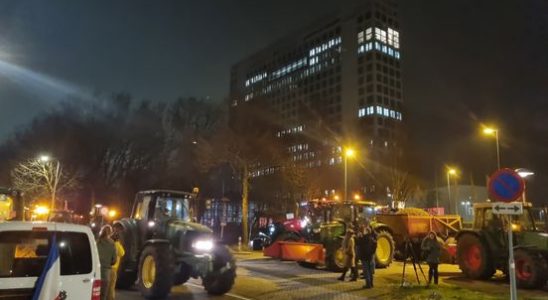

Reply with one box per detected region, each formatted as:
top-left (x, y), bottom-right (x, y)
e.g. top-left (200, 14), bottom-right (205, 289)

top-left (0, 222), bottom-right (101, 299)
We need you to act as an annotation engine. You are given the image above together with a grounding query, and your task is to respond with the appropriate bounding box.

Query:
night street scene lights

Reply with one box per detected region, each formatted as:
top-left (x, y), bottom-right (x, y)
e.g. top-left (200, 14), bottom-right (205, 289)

top-left (482, 126), bottom-right (501, 170)
top-left (343, 147), bottom-right (356, 203)
top-left (446, 167), bottom-right (458, 214)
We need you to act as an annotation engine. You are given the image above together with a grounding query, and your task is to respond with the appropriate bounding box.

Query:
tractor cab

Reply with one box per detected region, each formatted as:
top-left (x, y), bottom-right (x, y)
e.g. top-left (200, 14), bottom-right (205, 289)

top-left (131, 190), bottom-right (196, 240)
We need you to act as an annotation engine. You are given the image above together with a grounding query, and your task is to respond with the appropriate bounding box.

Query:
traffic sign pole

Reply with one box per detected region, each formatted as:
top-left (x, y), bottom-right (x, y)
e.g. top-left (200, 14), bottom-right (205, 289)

top-left (507, 216), bottom-right (517, 300)
top-left (488, 169), bottom-right (525, 300)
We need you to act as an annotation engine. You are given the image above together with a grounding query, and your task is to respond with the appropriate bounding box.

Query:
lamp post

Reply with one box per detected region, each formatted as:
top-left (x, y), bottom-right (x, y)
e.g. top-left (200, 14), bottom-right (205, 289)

top-left (39, 155), bottom-right (61, 210)
top-left (446, 168), bottom-right (457, 214)
top-left (343, 147), bottom-right (355, 203)
top-left (482, 127), bottom-right (500, 170)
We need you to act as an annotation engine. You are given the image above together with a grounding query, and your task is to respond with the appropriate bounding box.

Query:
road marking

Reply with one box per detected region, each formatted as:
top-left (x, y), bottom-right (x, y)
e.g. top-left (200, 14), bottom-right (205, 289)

top-left (185, 282), bottom-right (255, 300)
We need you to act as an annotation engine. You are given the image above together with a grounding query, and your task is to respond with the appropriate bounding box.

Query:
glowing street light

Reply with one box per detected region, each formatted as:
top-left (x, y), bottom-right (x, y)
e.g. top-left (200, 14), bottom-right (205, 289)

top-left (343, 147), bottom-right (356, 203)
top-left (39, 155), bottom-right (51, 162)
top-left (108, 209), bottom-right (118, 218)
top-left (482, 126), bottom-right (501, 170)
top-left (353, 194), bottom-right (361, 201)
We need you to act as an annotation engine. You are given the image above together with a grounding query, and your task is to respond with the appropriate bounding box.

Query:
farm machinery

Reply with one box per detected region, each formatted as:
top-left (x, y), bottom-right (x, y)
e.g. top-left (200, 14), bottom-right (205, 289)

top-left (263, 199), bottom-right (462, 271)
top-left (457, 202), bottom-right (548, 289)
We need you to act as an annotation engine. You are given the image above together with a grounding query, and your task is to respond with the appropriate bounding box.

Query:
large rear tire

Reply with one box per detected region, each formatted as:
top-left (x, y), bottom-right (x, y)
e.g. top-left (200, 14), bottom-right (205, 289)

top-left (325, 245), bottom-right (345, 272)
top-left (514, 249), bottom-right (547, 289)
top-left (457, 233), bottom-right (495, 280)
top-left (203, 245), bottom-right (236, 295)
top-left (375, 230), bottom-right (395, 268)
top-left (138, 244), bottom-right (174, 299)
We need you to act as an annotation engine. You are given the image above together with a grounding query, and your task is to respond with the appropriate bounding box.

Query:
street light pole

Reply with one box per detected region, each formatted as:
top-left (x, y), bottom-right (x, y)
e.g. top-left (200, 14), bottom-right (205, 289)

top-left (446, 172), bottom-right (452, 214)
top-left (344, 154), bottom-right (348, 203)
top-left (483, 127), bottom-right (500, 170)
top-left (51, 160), bottom-right (60, 210)
top-left (343, 148), bottom-right (355, 204)
top-left (495, 130), bottom-right (501, 170)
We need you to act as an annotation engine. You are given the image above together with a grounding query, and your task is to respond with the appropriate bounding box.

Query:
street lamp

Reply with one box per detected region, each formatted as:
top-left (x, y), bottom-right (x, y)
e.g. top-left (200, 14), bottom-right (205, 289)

top-left (482, 127), bottom-right (501, 170)
top-left (343, 147), bottom-right (355, 203)
top-left (38, 154), bottom-right (61, 210)
top-left (446, 167), bottom-right (457, 214)
top-left (516, 168), bottom-right (534, 202)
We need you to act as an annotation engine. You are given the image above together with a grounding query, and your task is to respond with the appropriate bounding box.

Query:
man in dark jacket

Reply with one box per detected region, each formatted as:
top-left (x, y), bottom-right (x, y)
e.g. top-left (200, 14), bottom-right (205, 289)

top-left (96, 225), bottom-right (117, 300)
top-left (356, 225), bottom-right (377, 288)
top-left (421, 231), bottom-right (442, 285)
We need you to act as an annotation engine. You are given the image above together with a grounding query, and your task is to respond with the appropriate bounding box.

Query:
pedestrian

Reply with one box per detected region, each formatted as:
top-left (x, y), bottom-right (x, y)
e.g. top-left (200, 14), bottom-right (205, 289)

top-left (108, 231), bottom-right (125, 300)
top-left (96, 225), bottom-right (117, 300)
top-left (357, 225), bottom-right (377, 288)
top-left (421, 231), bottom-right (442, 286)
top-left (337, 228), bottom-right (357, 281)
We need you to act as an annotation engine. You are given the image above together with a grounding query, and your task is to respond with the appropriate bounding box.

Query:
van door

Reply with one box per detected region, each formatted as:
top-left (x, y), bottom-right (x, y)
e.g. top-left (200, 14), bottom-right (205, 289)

top-left (56, 231), bottom-right (95, 299)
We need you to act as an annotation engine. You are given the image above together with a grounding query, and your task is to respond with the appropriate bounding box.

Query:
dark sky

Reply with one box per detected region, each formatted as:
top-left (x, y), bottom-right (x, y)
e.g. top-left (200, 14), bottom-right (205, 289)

top-left (0, 1), bottom-right (547, 201)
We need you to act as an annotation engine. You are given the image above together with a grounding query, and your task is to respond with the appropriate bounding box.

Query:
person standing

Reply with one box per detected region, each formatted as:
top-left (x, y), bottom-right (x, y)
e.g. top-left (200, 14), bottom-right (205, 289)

top-left (108, 231), bottom-right (125, 300)
top-left (421, 231), bottom-right (442, 286)
top-left (337, 228), bottom-right (357, 281)
top-left (96, 225), bottom-right (116, 300)
top-left (357, 225), bottom-right (377, 288)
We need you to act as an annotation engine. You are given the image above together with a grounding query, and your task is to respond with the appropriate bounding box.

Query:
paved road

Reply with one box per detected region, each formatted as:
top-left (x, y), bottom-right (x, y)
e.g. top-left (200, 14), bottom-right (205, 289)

top-left (118, 253), bottom-right (548, 300)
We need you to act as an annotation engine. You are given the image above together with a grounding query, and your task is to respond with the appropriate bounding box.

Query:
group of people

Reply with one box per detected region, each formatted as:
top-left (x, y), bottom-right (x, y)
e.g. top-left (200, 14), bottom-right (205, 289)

top-left (96, 225), bottom-right (126, 300)
top-left (337, 222), bottom-right (443, 289)
top-left (337, 223), bottom-right (378, 289)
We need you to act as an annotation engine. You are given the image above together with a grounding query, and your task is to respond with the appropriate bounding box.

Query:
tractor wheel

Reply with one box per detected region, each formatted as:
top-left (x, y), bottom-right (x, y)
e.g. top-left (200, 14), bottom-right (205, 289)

top-left (138, 244), bottom-right (174, 299)
top-left (325, 246), bottom-right (345, 272)
top-left (514, 249), bottom-right (547, 289)
top-left (457, 233), bottom-right (495, 280)
top-left (173, 264), bottom-right (191, 285)
top-left (375, 230), bottom-right (395, 268)
top-left (203, 245), bottom-right (236, 295)
top-left (113, 224), bottom-right (137, 289)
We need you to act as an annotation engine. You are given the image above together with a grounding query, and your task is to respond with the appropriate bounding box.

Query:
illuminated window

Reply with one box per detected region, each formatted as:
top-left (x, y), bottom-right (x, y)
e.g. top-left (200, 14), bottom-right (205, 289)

top-left (358, 31), bottom-right (364, 43)
top-left (375, 28), bottom-right (387, 43)
top-left (365, 28), bottom-right (373, 40)
top-left (387, 28), bottom-right (400, 49)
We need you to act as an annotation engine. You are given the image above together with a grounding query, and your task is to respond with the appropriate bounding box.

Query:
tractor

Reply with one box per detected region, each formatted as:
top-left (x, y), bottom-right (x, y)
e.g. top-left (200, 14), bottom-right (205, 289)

top-left (300, 199), bottom-right (396, 270)
top-left (456, 202), bottom-right (548, 289)
top-left (114, 190), bottom-right (236, 299)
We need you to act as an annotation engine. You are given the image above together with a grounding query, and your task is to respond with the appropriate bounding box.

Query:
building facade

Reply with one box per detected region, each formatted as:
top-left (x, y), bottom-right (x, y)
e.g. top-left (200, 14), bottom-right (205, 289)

top-left (229, 0), bottom-right (404, 201)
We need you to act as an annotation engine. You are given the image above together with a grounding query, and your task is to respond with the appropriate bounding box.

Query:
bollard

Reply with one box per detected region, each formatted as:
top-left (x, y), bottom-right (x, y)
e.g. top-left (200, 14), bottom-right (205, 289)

top-left (238, 236), bottom-right (242, 252)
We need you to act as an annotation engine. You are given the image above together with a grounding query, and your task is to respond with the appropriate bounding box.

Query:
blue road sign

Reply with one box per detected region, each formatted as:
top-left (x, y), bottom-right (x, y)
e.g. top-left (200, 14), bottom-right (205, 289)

top-left (488, 168), bottom-right (525, 202)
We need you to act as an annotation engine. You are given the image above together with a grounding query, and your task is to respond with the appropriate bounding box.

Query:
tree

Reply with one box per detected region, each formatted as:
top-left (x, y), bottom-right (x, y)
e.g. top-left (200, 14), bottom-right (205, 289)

top-left (11, 158), bottom-right (79, 209)
top-left (195, 102), bottom-right (281, 245)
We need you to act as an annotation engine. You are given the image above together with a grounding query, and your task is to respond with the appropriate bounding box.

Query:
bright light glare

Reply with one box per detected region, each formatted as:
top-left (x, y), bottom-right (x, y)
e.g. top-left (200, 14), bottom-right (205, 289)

top-left (34, 206), bottom-right (49, 215)
top-left (147, 221), bottom-right (155, 228)
top-left (448, 168), bottom-right (457, 175)
top-left (39, 155), bottom-right (50, 162)
top-left (482, 127), bottom-right (497, 135)
top-left (353, 194), bottom-right (361, 200)
top-left (192, 240), bottom-right (214, 251)
top-left (108, 210), bottom-right (117, 218)
top-left (516, 169), bottom-right (534, 178)
top-left (344, 148), bottom-right (355, 158)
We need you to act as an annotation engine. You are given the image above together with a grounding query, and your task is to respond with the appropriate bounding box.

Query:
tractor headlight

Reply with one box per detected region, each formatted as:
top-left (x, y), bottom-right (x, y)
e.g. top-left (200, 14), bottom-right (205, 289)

top-left (192, 239), bottom-right (214, 252)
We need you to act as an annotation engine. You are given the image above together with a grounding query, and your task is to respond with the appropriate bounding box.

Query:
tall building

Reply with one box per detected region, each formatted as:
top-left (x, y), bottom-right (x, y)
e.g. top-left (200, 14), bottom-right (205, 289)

top-left (229, 0), bottom-right (404, 201)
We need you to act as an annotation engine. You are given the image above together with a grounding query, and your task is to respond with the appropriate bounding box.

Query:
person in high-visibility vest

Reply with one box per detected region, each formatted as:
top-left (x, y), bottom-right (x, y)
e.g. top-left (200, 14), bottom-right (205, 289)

top-left (108, 231), bottom-right (125, 300)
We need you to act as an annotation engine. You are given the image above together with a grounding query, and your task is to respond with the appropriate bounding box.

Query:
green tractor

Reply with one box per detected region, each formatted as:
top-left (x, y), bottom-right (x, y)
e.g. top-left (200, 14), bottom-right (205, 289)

top-left (457, 202), bottom-right (548, 289)
top-left (114, 190), bottom-right (236, 299)
top-left (302, 200), bottom-right (395, 271)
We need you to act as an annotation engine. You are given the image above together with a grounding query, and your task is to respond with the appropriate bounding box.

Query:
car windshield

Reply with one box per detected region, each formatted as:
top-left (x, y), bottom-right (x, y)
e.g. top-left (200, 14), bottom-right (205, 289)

top-left (0, 231), bottom-right (92, 278)
top-left (155, 196), bottom-right (192, 222)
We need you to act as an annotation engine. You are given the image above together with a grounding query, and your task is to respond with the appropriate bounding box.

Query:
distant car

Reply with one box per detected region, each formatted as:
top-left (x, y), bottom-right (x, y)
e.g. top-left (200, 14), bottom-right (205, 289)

top-left (0, 221), bottom-right (101, 299)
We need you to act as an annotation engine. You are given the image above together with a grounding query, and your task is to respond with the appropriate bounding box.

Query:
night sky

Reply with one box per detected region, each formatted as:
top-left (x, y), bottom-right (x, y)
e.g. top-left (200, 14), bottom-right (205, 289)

top-left (0, 1), bottom-right (547, 201)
